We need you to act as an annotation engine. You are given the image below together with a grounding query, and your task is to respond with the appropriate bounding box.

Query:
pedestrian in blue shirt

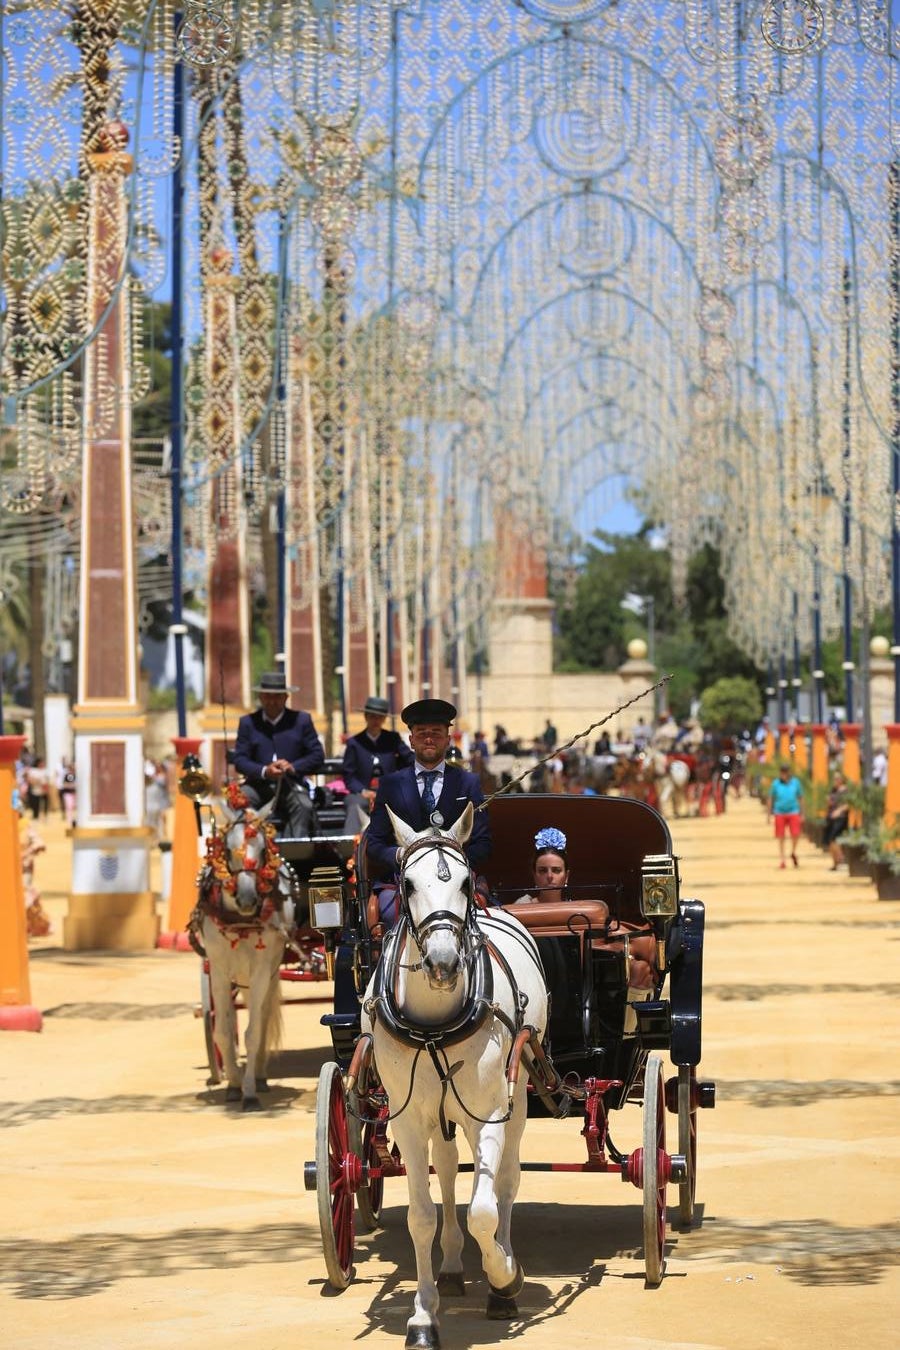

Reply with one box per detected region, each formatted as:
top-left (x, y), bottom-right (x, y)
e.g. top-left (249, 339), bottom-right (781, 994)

top-left (767, 763), bottom-right (804, 868)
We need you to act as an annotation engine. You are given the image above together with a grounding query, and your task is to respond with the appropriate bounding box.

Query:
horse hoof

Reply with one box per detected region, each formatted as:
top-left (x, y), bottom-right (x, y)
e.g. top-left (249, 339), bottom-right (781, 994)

top-left (436, 1270), bottom-right (465, 1296)
top-left (404, 1325), bottom-right (440, 1349)
top-left (486, 1292), bottom-right (518, 1320)
top-left (255, 1078), bottom-right (270, 1093)
top-left (241, 1095), bottom-right (262, 1113)
top-left (224, 1086), bottom-right (242, 1103)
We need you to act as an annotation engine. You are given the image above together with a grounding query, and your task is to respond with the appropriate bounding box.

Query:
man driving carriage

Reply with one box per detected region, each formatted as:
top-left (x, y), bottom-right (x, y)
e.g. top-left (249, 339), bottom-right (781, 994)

top-left (365, 697), bottom-right (491, 922)
top-left (232, 671), bottom-right (324, 839)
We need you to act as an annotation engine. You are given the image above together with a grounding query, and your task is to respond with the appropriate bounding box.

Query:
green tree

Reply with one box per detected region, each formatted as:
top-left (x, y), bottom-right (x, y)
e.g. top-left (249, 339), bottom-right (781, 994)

top-left (698, 676), bottom-right (763, 733)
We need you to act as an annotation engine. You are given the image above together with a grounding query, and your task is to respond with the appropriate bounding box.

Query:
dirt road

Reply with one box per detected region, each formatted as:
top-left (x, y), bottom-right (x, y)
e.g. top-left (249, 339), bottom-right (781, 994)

top-left (2, 795), bottom-right (898, 1349)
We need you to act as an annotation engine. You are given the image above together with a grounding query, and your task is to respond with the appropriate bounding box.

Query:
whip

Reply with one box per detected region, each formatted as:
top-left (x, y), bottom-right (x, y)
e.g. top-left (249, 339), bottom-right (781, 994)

top-left (477, 673), bottom-right (673, 809)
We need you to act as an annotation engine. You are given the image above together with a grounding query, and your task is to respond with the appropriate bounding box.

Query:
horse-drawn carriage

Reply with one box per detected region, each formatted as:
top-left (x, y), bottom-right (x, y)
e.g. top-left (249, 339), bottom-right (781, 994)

top-left (194, 758), bottom-right (356, 1095)
top-left (304, 791), bottom-right (714, 1344)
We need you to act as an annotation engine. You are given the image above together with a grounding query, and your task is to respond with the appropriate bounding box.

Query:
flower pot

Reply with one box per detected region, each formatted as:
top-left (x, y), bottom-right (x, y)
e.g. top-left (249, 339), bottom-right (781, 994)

top-left (804, 819), bottom-right (825, 848)
top-left (872, 865), bottom-right (900, 900)
top-left (842, 843), bottom-right (871, 878)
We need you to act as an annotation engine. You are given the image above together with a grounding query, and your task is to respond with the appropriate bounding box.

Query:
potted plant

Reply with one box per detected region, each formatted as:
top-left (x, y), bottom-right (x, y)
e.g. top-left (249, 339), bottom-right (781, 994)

top-left (861, 821), bottom-right (900, 899)
top-left (836, 826), bottom-right (872, 877)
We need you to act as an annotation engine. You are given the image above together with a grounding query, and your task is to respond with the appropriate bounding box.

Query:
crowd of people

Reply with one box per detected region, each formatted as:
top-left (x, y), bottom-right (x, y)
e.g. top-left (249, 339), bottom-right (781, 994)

top-left (12, 676), bottom-right (885, 945)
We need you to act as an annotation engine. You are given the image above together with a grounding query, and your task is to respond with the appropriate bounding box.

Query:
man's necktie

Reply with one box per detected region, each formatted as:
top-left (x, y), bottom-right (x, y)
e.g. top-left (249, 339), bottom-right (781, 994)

top-left (421, 771), bottom-right (438, 818)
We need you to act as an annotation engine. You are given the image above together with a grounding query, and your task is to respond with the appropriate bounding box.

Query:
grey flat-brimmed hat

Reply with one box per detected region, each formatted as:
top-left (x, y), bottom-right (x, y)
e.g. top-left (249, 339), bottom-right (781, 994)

top-left (363, 695), bottom-right (390, 716)
top-left (252, 671), bottom-right (298, 694)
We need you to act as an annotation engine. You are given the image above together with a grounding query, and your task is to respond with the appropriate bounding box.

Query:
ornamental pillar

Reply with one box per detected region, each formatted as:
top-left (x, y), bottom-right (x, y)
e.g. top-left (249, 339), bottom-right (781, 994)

top-left (883, 724), bottom-right (900, 826)
top-left (158, 737), bottom-right (205, 948)
top-left (67, 122), bottom-right (156, 951)
top-left (196, 246), bottom-right (251, 787)
top-left (0, 736), bottom-right (41, 1030)
top-left (841, 724), bottom-right (862, 828)
top-left (777, 723), bottom-right (791, 761)
top-left (810, 724), bottom-right (829, 786)
top-left (793, 725), bottom-right (809, 773)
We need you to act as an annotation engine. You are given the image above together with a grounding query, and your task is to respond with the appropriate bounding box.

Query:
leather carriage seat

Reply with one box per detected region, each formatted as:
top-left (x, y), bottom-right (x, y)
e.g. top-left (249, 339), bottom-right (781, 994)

top-left (501, 898), bottom-right (610, 934)
top-left (502, 900), bottom-right (658, 990)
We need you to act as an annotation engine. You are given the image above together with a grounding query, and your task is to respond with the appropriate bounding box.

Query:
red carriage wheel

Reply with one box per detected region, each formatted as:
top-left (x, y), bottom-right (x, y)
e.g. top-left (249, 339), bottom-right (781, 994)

top-left (642, 1052), bottom-right (667, 1285)
top-left (315, 1061), bottom-right (356, 1288)
top-left (676, 1064), bottom-right (698, 1227)
top-left (348, 1086), bottom-right (383, 1232)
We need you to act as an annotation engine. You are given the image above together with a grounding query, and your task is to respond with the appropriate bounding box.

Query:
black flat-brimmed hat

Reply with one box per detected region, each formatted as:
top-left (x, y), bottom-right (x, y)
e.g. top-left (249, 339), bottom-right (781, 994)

top-left (362, 695), bottom-right (390, 716)
top-left (401, 698), bottom-right (457, 727)
top-left (252, 671), bottom-right (298, 694)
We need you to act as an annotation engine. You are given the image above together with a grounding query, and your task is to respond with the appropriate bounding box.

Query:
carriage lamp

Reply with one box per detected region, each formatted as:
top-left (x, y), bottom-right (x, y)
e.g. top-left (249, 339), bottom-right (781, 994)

top-left (309, 863), bottom-right (346, 980)
top-left (640, 854), bottom-right (679, 918)
top-left (310, 883), bottom-right (344, 933)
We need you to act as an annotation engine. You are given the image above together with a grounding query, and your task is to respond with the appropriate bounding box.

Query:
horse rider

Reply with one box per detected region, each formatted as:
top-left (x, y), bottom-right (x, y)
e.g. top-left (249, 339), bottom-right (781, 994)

top-left (341, 694), bottom-right (415, 836)
top-left (233, 670), bottom-right (324, 839)
top-left (365, 698), bottom-right (492, 922)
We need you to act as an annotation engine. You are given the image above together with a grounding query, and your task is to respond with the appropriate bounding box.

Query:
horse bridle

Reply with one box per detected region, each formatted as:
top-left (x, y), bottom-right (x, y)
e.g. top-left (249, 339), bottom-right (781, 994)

top-left (396, 834), bottom-right (481, 966)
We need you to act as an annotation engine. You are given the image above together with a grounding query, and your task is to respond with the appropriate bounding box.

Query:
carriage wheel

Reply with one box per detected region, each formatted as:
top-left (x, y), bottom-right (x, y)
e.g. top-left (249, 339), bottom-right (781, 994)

top-left (348, 1087), bottom-right (383, 1232)
top-left (676, 1064), bottom-right (698, 1228)
top-left (315, 1061), bottom-right (355, 1289)
top-left (642, 1052), bottom-right (667, 1286)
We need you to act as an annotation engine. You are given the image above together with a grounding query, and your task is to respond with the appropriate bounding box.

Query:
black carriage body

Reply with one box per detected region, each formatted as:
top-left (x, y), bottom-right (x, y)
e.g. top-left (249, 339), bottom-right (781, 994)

top-left (323, 793), bottom-right (707, 1103)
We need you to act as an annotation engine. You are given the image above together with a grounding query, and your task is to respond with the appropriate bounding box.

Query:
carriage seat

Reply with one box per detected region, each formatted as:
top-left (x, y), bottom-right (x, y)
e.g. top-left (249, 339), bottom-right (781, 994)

top-left (502, 901), bottom-right (658, 990)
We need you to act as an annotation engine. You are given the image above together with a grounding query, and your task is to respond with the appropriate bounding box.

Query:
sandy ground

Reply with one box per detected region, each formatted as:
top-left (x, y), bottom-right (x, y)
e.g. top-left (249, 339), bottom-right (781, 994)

top-left (2, 794), bottom-right (898, 1350)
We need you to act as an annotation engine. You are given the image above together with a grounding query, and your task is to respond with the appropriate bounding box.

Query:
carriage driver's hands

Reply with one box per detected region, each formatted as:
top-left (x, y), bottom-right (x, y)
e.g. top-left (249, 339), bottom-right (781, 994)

top-left (264, 758), bottom-right (296, 779)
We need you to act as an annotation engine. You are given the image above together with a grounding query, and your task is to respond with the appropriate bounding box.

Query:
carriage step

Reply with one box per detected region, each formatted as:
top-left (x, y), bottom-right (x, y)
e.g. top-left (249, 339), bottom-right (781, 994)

top-left (633, 1000), bottom-right (671, 1047)
top-left (321, 1013), bottom-right (360, 1066)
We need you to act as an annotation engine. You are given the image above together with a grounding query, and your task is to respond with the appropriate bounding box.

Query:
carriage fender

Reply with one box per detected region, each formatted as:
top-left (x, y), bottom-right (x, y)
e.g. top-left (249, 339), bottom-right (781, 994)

top-left (668, 899), bottom-right (705, 1066)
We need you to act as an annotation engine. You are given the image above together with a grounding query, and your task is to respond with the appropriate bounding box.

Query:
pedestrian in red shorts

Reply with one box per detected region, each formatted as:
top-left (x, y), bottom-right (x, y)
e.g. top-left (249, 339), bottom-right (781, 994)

top-left (767, 762), bottom-right (804, 868)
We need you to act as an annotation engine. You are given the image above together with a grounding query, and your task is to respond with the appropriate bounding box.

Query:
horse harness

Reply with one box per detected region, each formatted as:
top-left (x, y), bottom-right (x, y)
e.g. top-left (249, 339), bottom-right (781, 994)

top-left (363, 834), bottom-right (541, 1140)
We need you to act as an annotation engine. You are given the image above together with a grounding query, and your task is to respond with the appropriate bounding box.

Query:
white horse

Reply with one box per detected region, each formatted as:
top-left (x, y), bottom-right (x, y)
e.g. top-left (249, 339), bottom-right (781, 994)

top-left (361, 804), bottom-right (548, 1349)
top-left (191, 789), bottom-right (296, 1110)
top-left (644, 749), bottom-right (693, 819)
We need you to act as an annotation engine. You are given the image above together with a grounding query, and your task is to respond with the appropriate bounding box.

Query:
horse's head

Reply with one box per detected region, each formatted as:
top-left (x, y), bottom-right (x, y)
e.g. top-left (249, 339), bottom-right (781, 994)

top-left (388, 803), bottom-right (476, 992)
top-left (216, 797), bottom-right (277, 916)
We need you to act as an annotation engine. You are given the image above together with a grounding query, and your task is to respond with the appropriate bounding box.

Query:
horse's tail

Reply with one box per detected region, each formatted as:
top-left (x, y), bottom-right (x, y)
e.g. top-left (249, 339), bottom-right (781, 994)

top-left (263, 971), bottom-right (284, 1061)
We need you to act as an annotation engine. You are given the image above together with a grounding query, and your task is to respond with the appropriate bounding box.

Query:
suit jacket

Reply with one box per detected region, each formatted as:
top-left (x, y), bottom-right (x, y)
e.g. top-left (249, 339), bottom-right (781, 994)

top-left (341, 728), bottom-right (414, 794)
top-left (366, 763), bottom-right (491, 877)
top-left (233, 707), bottom-right (325, 787)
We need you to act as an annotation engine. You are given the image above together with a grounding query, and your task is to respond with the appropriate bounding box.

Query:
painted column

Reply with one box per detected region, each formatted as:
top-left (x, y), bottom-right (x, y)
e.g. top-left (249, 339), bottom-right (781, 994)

top-left (793, 726), bottom-right (809, 774)
top-left (285, 360), bottom-right (324, 718)
top-left (159, 736), bottom-right (205, 948)
top-left (777, 724), bottom-right (791, 761)
top-left (67, 122), bottom-right (156, 951)
top-left (883, 724), bottom-right (900, 826)
top-left (810, 724), bottom-right (829, 786)
top-left (764, 726), bottom-right (776, 764)
top-left (0, 736), bottom-right (41, 1030)
top-left (197, 246), bottom-right (251, 785)
top-left (842, 723), bottom-right (862, 829)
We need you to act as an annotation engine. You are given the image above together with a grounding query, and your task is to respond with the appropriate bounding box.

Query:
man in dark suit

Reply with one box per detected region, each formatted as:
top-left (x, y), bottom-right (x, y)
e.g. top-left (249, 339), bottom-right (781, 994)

top-left (341, 694), bottom-right (415, 835)
top-left (366, 698), bottom-right (491, 880)
top-left (233, 671), bottom-right (324, 837)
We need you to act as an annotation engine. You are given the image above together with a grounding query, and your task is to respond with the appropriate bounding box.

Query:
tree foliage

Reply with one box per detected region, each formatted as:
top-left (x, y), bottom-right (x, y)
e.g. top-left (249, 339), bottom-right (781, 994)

top-left (698, 676), bottom-right (763, 733)
top-left (553, 531), bottom-right (765, 718)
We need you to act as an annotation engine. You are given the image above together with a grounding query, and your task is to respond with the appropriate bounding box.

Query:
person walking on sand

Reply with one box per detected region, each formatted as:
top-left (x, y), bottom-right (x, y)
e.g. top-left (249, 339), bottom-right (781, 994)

top-left (767, 762), bottom-right (804, 869)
